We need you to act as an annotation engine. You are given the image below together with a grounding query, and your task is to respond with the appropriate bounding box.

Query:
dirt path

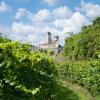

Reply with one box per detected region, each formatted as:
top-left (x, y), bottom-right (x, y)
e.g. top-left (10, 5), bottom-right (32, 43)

top-left (54, 54), bottom-right (98, 100)
top-left (61, 79), bottom-right (95, 100)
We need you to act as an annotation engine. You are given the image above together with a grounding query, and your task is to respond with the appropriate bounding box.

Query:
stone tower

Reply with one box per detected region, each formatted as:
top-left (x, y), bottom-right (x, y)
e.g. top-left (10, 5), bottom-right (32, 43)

top-left (54, 36), bottom-right (59, 53)
top-left (54, 36), bottom-right (59, 42)
top-left (54, 36), bottom-right (59, 46)
top-left (47, 32), bottom-right (51, 44)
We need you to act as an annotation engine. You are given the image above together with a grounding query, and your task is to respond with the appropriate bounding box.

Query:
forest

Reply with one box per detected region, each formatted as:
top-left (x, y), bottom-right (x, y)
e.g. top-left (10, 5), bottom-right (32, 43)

top-left (0, 17), bottom-right (100, 100)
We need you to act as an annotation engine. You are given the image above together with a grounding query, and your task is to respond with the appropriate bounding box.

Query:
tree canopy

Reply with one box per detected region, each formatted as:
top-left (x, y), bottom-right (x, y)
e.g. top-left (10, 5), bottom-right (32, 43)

top-left (64, 17), bottom-right (100, 60)
top-left (0, 41), bottom-right (57, 100)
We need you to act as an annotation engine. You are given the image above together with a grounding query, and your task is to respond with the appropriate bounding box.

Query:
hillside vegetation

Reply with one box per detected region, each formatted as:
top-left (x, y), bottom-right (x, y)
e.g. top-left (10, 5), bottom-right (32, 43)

top-left (0, 17), bottom-right (100, 100)
top-left (64, 17), bottom-right (100, 60)
top-left (59, 17), bottom-right (100, 97)
top-left (0, 41), bottom-right (58, 99)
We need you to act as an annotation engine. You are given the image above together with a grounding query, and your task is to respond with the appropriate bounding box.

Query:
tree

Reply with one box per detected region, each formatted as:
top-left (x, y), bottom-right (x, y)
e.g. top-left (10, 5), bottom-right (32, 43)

top-left (0, 42), bottom-right (57, 100)
top-left (64, 17), bottom-right (100, 60)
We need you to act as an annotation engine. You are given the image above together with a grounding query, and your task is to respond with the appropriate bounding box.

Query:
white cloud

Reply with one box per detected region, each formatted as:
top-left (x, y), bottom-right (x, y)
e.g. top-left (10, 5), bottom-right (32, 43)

top-left (31, 9), bottom-right (51, 22)
top-left (76, 1), bottom-right (100, 18)
top-left (13, 6), bottom-right (74, 44)
top-left (12, 1), bottom-right (100, 45)
top-left (14, 8), bottom-right (50, 22)
top-left (14, 6), bottom-right (73, 21)
top-left (0, 2), bottom-right (10, 12)
top-left (11, 22), bottom-right (37, 43)
top-left (12, 22), bottom-right (34, 34)
top-left (11, 21), bottom-right (65, 45)
top-left (70, 12), bottom-right (89, 32)
top-left (14, 8), bottom-right (32, 19)
top-left (0, 25), bottom-right (10, 35)
top-left (52, 6), bottom-right (73, 19)
top-left (12, 6), bottom-right (89, 45)
top-left (53, 12), bottom-right (89, 33)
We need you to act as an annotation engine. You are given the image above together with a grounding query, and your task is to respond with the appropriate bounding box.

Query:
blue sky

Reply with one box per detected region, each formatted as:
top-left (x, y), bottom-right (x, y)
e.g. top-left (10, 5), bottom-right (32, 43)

top-left (0, 0), bottom-right (100, 45)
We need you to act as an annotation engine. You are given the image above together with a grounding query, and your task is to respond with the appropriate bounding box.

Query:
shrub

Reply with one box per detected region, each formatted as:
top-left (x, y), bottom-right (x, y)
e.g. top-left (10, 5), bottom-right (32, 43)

top-left (0, 42), bottom-right (57, 99)
top-left (59, 60), bottom-right (100, 96)
top-left (64, 17), bottom-right (100, 60)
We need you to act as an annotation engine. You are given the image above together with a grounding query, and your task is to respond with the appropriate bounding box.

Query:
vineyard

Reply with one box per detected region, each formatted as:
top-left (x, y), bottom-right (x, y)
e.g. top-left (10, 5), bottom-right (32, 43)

top-left (0, 41), bottom-right (58, 99)
top-left (58, 60), bottom-right (100, 96)
top-left (0, 17), bottom-right (100, 100)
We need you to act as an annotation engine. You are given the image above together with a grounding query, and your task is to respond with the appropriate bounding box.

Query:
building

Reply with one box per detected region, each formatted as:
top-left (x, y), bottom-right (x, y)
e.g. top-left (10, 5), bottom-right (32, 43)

top-left (39, 32), bottom-right (60, 54)
top-left (30, 45), bottom-right (39, 51)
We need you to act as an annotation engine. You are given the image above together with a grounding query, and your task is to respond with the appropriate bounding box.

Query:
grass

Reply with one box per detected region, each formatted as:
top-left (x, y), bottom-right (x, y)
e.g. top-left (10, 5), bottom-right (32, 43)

top-left (50, 77), bottom-right (99, 100)
top-left (53, 85), bottom-right (80, 100)
top-left (94, 95), bottom-right (100, 100)
top-left (58, 79), bottom-right (100, 100)
top-left (63, 80), bottom-right (93, 100)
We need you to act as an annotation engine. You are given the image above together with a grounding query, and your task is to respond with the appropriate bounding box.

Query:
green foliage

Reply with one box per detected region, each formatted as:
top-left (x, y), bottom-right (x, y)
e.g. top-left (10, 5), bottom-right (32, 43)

top-left (59, 60), bottom-right (100, 96)
top-left (52, 85), bottom-right (79, 100)
top-left (61, 17), bottom-right (100, 97)
top-left (0, 36), bottom-right (11, 43)
top-left (64, 17), bottom-right (100, 60)
top-left (47, 49), bottom-right (55, 56)
top-left (0, 41), bottom-right (57, 99)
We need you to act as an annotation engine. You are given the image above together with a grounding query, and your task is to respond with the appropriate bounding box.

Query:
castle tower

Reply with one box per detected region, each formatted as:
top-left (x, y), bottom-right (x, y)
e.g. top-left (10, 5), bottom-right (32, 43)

top-left (54, 36), bottom-right (59, 53)
top-left (54, 36), bottom-right (59, 42)
top-left (54, 36), bottom-right (59, 46)
top-left (47, 32), bottom-right (51, 44)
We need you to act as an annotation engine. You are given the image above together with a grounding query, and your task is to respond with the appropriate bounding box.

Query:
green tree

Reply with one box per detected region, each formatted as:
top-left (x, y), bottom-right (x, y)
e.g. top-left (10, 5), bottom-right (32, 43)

top-left (0, 42), bottom-right (57, 100)
top-left (64, 17), bottom-right (100, 60)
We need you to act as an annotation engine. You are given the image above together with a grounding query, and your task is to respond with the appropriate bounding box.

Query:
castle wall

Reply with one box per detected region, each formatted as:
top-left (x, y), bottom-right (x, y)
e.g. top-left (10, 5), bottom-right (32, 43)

top-left (39, 32), bottom-right (59, 53)
top-left (39, 43), bottom-right (58, 49)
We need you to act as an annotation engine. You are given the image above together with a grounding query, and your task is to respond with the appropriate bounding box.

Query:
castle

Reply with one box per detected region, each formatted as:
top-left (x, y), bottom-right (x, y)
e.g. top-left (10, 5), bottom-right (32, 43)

top-left (39, 32), bottom-right (60, 54)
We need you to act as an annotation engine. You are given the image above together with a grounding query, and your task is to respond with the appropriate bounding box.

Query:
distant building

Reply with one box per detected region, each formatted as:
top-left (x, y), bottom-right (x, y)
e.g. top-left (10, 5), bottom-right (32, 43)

top-left (30, 45), bottom-right (39, 51)
top-left (39, 32), bottom-right (61, 54)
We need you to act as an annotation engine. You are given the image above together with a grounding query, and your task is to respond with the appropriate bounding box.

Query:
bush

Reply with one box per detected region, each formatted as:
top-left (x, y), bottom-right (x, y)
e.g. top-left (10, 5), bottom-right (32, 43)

top-left (64, 17), bottom-right (100, 60)
top-left (59, 60), bottom-right (100, 96)
top-left (0, 42), bottom-right (57, 99)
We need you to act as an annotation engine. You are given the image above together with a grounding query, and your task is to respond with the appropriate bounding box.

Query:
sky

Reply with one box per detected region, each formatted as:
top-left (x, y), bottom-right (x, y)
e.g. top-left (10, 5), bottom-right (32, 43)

top-left (0, 0), bottom-right (100, 45)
